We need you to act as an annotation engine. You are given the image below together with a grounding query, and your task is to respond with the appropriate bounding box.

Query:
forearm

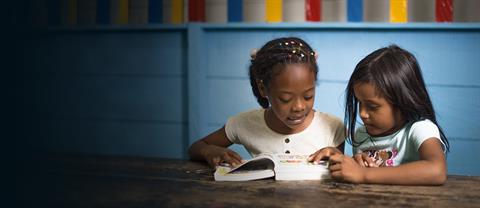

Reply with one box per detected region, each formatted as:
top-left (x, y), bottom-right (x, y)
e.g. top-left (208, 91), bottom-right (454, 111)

top-left (188, 140), bottom-right (209, 161)
top-left (188, 127), bottom-right (237, 165)
top-left (363, 160), bottom-right (447, 185)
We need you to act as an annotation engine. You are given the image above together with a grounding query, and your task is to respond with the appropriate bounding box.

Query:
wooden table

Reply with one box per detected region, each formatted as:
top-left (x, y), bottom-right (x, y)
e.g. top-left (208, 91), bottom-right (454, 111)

top-left (17, 154), bottom-right (480, 207)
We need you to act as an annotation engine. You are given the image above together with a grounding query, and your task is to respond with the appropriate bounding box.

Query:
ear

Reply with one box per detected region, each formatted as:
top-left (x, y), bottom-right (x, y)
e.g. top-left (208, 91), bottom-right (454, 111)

top-left (256, 79), bottom-right (267, 98)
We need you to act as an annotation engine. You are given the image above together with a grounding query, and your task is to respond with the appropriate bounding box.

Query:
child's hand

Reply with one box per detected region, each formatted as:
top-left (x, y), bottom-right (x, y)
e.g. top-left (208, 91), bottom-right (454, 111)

top-left (353, 153), bottom-right (378, 168)
top-left (328, 154), bottom-right (367, 184)
top-left (308, 147), bottom-right (343, 164)
top-left (202, 145), bottom-right (243, 168)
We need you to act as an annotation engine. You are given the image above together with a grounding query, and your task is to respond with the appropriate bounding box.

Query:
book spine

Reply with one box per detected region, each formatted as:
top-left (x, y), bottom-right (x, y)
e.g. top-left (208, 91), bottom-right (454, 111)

top-left (206, 0), bottom-right (227, 23)
top-left (283, 0), bottom-right (305, 22)
top-left (97, 0), bottom-right (111, 24)
top-left (60, 0), bottom-right (77, 26)
top-left (408, 0), bottom-right (434, 22)
top-left (265, 0), bottom-right (282, 22)
top-left (162, 0), bottom-right (185, 23)
top-left (306, 0), bottom-right (321, 22)
top-left (435, 0), bottom-right (452, 22)
top-left (78, 0), bottom-right (97, 25)
top-left (389, 0), bottom-right (407, 23)
top-left (243, 0), bottom-right (265, 22)
top-left (189, 0), bottom-right (206, 22)
top-left (227, 0), bottom-right (242, 22)
top-left (171, 0), bottom-right (184, 23)
top-left (111, 0), bottom-right (129, 24)
top-left (363, 0), bottom-right (389, 22)
top-left (322, 0), bottom-right (346, 22)
top-left (162, 0), bottom-right (169, 23)
top-left (129, 0), bottom-right (149, 24)
top-left (148, 0), bottom-right (162, 23)
top-left (453, 0), bottom-right (480, 22)
top-left (347, 0), bottom-right (362, 22)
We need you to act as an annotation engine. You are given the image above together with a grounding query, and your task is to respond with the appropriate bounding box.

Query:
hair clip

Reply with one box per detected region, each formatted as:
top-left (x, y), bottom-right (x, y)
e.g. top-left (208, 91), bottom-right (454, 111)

top-left (250, 48), bottom-right (258, 60)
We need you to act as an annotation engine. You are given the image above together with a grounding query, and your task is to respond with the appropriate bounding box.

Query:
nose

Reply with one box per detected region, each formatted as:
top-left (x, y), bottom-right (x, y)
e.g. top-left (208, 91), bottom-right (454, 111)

top-left (292, 98), bottom-right (306, 112)
top-left (359, 105), bottom-right (369, 119)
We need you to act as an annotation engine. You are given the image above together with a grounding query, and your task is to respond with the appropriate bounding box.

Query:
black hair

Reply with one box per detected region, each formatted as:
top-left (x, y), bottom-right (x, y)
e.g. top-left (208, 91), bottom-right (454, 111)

top-left (345, 45), bottom-right (450, 152)
top-left (249, 37), bottom-right (318, 108)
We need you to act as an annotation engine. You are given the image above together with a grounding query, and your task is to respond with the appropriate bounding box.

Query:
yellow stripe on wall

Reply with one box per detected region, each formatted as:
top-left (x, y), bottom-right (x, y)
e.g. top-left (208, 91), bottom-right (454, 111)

top-left (266, 0), bottom-right (282, 22)
top-left (171, 0), bottom-right (184, 24)
top-left (390, 0), bottom-right (407, 23)
top-left (118, 0), bottom-right (129, 24)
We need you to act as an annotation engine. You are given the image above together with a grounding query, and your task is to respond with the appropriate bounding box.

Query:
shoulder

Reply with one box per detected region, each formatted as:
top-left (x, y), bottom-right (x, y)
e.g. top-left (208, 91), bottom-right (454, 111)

top-left (409, 119), bottom-right (440, 137)
top-left (225, 108), bottom-right (266, 143)
top-left (227, 108), bottom-right (264, 126)
top-left (310, 111), bottom-right (345, 143)
top-left (312, 111), bottom-right (346, 146)
top-left (407, 119), bottom-right (442, 150)
top-left (231, 109), bottom-right (264, 120)
top-left (314, 111), bottom-right (343, 127)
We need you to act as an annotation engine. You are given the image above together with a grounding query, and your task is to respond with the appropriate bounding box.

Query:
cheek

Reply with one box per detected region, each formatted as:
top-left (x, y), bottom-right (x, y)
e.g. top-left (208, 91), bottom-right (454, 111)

top-left (376, 111), bottom-right (396, 127)
top-left (270, 102), bottom-right (288, 116)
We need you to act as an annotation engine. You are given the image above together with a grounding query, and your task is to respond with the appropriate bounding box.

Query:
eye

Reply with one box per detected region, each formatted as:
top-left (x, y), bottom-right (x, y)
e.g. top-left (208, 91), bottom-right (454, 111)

top-left (279, 97), bottom-right (291, 103)
top-left (367, 104), bottom-right (380, 110)
top-left (359, 102), bottom-right (379, 111)
top-left (304, 96), bottom-right (313, 100)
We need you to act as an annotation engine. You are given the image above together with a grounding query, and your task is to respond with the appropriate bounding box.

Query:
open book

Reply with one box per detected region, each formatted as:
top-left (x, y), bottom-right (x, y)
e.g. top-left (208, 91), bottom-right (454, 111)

top-left (214, 154), bottom-right (330, 181)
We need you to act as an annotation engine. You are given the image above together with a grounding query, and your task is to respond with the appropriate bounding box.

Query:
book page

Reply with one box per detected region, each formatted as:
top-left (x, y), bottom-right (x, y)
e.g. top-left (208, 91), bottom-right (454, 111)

top-left (274, 154), bottom-right (326, 167)
top-left (214, 154), bottom-right (275, 181)
top-left (229, 154), bottom-right (275, 173)
top-left (272, 154), bottom-right (330, 180)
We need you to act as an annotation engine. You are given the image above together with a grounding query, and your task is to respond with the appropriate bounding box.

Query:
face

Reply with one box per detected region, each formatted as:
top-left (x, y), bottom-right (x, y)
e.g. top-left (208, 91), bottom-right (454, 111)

top-left (353, 82), bottom-right (405, 137)
top-left (261, 64), bottom-right (316, 133)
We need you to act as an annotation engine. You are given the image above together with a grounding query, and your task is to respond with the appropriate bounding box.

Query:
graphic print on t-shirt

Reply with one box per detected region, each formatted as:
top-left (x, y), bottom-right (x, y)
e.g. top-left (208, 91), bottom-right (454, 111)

top-left (363, 148), bottom-right (398, 167)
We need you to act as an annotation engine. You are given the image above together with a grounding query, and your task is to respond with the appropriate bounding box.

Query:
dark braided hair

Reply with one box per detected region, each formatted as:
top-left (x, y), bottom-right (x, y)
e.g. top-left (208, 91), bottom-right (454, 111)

top-left (249, 37), bottom-right (318, 108)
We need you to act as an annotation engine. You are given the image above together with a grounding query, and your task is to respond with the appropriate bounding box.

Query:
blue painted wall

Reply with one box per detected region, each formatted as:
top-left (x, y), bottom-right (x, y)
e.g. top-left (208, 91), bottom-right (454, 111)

top-left (20, 27), bottom-right (189, 158)
top-left (20, 23), bottom-right (480, 176)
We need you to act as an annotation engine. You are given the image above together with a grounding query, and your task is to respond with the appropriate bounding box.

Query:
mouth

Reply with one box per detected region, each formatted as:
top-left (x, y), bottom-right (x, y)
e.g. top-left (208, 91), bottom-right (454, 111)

top-left (286, 115), bottom-right (306, 125)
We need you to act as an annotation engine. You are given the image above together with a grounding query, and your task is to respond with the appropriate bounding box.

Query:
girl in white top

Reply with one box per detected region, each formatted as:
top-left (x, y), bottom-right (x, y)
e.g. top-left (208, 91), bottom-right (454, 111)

top-left (189, 37), bottom-right (345, 168)
top-left (311, 45), bottom-right (450, 185)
